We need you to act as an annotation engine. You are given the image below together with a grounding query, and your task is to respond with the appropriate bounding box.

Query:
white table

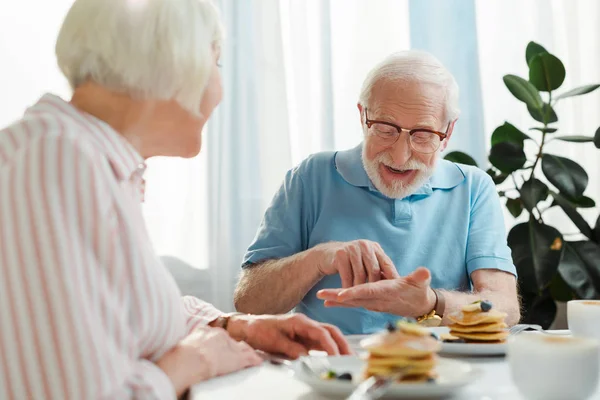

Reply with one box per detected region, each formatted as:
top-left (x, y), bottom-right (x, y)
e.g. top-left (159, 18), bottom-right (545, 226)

top-left (191, 332), bottom-right (600, 400)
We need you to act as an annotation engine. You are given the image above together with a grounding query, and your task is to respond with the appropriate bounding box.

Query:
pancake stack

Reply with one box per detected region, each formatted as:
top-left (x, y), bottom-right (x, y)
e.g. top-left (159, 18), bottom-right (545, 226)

top-left (360, 320), bottom-right (441, 383)
top-left (446, 300), bottom-right (508, 343)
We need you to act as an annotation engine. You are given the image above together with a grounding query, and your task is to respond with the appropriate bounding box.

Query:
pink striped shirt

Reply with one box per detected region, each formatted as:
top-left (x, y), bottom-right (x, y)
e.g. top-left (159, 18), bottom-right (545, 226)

top-left (0, 94), bottom-right (223, 399)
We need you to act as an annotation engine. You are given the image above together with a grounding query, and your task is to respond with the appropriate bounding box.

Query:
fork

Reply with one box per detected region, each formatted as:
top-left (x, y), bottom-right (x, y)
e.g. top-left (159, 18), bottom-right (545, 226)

top-left (346, 367), bottom-right (410, 400)
top-left (508, 324), bottom-right (568, 336)
top-left (262, 354), bottom-right (329, 378)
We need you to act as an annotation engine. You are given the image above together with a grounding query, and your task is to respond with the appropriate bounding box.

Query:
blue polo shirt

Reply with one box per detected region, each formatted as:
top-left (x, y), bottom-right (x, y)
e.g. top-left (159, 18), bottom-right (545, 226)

top-left (242, 143), bottom-right (516, 334)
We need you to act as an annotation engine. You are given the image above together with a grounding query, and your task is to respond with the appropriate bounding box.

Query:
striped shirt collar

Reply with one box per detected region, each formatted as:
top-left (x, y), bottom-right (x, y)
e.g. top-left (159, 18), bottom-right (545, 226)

top-left (29, 94), bottom-right (146, 182)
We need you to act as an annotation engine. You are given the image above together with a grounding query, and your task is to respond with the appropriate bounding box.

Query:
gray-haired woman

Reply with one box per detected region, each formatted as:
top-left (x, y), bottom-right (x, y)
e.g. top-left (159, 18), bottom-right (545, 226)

top-left (0, 0), bottom-right (349, 398)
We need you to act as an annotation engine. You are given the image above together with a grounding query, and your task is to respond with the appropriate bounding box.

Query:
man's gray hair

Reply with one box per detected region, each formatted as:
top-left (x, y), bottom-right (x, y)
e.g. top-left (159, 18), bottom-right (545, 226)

top-left (358, 50), bottom-right (460, 123)
top-left (56, 0), bottom-right (224, 117)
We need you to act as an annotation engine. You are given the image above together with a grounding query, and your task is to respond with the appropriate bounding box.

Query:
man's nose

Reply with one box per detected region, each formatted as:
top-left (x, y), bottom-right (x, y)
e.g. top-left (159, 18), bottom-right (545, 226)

top-left (388, 131), bottom-right (413, 166)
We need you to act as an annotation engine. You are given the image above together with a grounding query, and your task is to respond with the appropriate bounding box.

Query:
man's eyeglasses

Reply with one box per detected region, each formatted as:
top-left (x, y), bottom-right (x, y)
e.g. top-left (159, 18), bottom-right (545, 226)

top-left (364, 108), bottom-right (450, 154)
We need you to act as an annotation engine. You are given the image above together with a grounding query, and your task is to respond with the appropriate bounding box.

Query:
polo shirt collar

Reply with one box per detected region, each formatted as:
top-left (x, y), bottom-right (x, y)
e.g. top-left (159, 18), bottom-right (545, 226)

top-left (334, 142), bottom-right (466, 195)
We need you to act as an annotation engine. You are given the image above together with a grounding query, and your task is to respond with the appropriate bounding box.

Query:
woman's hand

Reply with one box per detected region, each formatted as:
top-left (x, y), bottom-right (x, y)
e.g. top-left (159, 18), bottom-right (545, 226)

top-left (156, 326), bottom-right (262, 396)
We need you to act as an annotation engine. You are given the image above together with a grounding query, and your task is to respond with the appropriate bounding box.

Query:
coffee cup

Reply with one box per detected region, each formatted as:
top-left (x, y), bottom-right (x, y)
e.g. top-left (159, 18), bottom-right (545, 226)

top-left (507, 332), bottom-right (599, 400)
top-left (568, 300), bottom-right (600, 341)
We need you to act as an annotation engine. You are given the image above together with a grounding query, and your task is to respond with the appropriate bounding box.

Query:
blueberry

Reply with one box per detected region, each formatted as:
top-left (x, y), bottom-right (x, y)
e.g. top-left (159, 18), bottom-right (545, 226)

top-left (480, 300), bottom-right (493, 312)
top-left (337, 372), bottom-right (353, 381)
top-left (426, 377), bottom-right (436, 383)
top-left (386, 322), bottom-right (397, 332)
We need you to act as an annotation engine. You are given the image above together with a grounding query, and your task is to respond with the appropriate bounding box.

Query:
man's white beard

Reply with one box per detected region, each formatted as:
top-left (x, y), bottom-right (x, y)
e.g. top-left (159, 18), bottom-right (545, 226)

top-left (362, 146), bottom-right (435, 199)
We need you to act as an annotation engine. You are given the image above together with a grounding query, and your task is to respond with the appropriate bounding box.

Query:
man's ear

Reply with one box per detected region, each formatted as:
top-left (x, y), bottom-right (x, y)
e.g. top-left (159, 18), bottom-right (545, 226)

top-left (357, 103), bottom-right (364, 123)
top-left (440, 119), bottom-right (457, 152)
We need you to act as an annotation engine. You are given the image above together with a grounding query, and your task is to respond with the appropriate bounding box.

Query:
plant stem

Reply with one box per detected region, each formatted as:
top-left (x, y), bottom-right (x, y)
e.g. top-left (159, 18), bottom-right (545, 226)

top-left (511, 173), bottom-right (520, 192)
top-left (528, 92), bottom-right (552, 181)
top-left (535, 206), bottom-right (545, 224)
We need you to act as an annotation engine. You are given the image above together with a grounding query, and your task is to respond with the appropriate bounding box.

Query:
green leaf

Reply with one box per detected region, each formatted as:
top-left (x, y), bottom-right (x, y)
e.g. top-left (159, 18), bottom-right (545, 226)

top-left (486, 168), bottom-right (509, 185)
top-left (507, 220), bottom-right (563, 293)
top-left (541, 154), bottom-right (588, 199)
top-left (504, 75), bottom-right (544, 110)
top-left (554, 135), bottom-right (594, 143)
top-left (595, 215), bottom-right (600, 243)
top-left (551, 196), bottom-right (595, 208)
top-left (520, 179), bottom-right (549, 211)
top-left (489, 142), bottom-right (527, 173)
top-left (506, 198), bottom-right (524, 218)
top-left (563, 241), bottom-right (600, 295)
top-left (519, 291), bottom-right (557, 329)
top-left (491, 122), bottom-right (530, 147)
top-left (594, 127), bottom-right (600, 149)
top-left (444, 151), bottom-right (478, 167)
top-left (528, 103), bottom-right (558, 124)
top-left (526, 42), bottom-right (549, 65)
top-left (558, 242), bottom-right (599, 299)
top-left (530, 127), bottom-right (558, 133)
top-left (555, 84), bottom-right (600, 100)
top-left (565, 195), bottom-right (596, 208)
top-left (529, 53), bottom-right (566, 91)
top-left (549, 273), bottom-right (575, 302)
top-left (550, 191), bottom-right (593, 239)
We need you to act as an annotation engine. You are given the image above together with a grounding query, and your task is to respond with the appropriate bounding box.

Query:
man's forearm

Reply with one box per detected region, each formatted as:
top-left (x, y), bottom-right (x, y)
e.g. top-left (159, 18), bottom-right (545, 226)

top-left (234, 248), bottom-right (323, 315)
top-left (438, 289), bottom-right (521, 326)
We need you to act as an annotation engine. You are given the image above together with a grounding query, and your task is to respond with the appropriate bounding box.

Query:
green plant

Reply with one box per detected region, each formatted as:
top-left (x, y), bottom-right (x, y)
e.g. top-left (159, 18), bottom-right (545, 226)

top-left (445, 42), bottom-right (600, 328)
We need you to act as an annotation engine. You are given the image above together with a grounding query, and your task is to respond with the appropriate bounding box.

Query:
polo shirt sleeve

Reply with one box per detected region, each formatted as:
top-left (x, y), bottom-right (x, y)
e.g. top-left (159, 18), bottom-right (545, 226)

top-left (242, 166), bottom-right (309, 267)
top-left (466, 173), bottom-right (517, 278)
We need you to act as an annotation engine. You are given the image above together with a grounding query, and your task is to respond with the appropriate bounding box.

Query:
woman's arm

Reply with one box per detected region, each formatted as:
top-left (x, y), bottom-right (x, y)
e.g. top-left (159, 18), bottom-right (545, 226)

top-left (0, 135), bottom-right (178, 399)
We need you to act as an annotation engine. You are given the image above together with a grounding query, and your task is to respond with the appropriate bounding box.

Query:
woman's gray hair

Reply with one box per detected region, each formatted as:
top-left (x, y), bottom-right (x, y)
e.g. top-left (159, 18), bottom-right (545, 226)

top-left (358, 50), bottom-right (460, 123)
top-left (56, 0), bottom-right (224, 116)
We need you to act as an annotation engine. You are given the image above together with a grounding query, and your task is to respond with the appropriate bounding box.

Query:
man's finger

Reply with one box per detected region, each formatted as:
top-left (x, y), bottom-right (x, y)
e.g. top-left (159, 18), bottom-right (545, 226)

top-left (323, 300), bottom-right (358, 308)
top-left (317, 288), bottom-right (344, 300)
top-left (322, 324), bottom-right (353, 355)
top-left (273, 334), bottom-right (310, 359)
top-left (290, 320), bottom-right (340, 356)
top-left (406, 266), bottom-right (431, 287)
top-left (338, 260), bottom-right (353, 289)
top-left (363, 247), bottom-right (381, 283)
top-left (349, 247), bottom-right (367, 286)
top-left (337, 281), bottom-right (381, 301)
top-left (374, 248), bottom-right (399, 279)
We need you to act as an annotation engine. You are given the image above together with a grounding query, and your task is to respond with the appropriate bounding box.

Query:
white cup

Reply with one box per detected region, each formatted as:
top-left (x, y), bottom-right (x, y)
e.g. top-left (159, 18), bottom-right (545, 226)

top-left (507, 332), bottom-right (599, 400)
top-left (568, 300), bottom-right (600, 341)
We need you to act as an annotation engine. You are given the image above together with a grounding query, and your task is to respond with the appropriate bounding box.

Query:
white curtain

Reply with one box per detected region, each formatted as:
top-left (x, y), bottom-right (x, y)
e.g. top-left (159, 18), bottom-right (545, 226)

top-left (0, 1), bottom-right (599, 312)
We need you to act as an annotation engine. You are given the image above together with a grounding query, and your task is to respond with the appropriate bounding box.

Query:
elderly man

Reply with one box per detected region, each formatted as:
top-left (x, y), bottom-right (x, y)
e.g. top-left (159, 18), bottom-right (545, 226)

top-left (234, 51), bottom-right (520, 335)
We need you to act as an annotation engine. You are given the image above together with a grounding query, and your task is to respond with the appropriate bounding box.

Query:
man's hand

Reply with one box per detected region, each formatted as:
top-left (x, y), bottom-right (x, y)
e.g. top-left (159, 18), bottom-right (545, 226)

top-left (316, 267), bottom-right (436, 318)
top-left (226, 314), bottom-right (352, 359)
top-left (312, 240), bottom-right (400, 288)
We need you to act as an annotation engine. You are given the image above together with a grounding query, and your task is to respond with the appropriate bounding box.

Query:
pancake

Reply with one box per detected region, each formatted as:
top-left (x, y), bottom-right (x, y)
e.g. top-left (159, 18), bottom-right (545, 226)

top-left (361, 333), bottom-right (441, 357)
top-left (451, 330), bottom-right (509, 341)
top-left (447, 309), bottom-right (507, 326)
top-left (446, 300), bottom-right (509, 343)
top-left (360, 320), bottom-right (441, 383)
top-left (365, 354), bottom-right (437, 369)
top-left (363, 369), bottom-right (437, 383)
top-left (365, 363), bottom-right (434, 376)
top-left (448, 322), bottom-right (508, 333)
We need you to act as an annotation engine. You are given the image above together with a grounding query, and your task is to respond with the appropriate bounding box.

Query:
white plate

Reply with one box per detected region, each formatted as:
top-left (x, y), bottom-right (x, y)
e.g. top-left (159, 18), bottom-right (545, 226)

top-left (347, 327), bottom-right (507, 356)
top-left (292, 355), bottom-right (480, 399)
top-left (439, 341), bottom-right (507, 356)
